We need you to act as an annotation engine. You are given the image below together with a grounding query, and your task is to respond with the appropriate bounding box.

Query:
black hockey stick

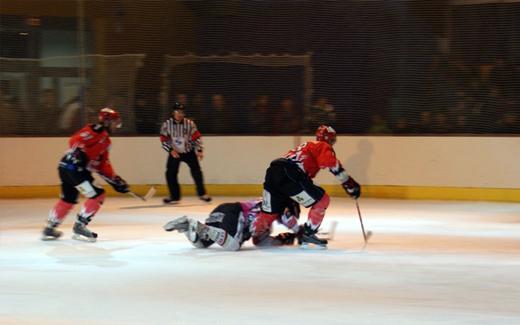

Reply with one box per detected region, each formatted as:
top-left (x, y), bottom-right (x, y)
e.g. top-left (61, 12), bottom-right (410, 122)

top-left (355, 199), bottom-right (372, 243)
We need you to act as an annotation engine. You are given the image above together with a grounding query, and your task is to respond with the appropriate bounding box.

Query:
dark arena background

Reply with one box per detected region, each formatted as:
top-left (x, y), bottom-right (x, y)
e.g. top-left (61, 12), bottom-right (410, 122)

top-left (1, 1), bottom-right (519, 324)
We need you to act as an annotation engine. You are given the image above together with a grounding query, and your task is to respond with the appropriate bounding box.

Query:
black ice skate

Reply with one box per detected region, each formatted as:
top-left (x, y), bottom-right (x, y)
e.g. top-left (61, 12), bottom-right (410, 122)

top-left (163, 216), bottom-right (189, 232)
top-left (163, 197), bottom-right (180, 204)
top-left (41, 223), bottom-right (63, 241)
top-left (299, 224), bottom-right (328, 249)
top-left (72, 220), bottom-right (98, 242)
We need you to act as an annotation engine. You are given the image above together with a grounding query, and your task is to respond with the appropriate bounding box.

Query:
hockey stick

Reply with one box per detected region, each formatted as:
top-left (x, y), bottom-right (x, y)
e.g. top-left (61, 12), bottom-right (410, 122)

top-left (128, 187), bottom-right (156, 202)
top-left (355, 199), bottom-right (372, 243)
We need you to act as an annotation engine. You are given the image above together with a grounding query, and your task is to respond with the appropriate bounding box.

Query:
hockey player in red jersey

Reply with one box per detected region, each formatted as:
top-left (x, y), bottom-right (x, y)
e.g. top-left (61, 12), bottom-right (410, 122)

top-left (252, 125), bottom-right (361, 248)
top-left (42, 108), bottom-right (130, 242)
top-left (163, 200), bottom-right (301, 251)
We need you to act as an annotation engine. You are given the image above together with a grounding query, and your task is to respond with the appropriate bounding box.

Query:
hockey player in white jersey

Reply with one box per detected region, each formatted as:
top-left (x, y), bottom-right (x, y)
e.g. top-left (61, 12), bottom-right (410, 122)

top-left (164, 200), bottom-right (300, 251)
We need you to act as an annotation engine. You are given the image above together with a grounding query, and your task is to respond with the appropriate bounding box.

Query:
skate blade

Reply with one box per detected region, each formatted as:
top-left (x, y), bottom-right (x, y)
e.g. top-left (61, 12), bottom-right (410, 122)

top-left (300, 242), bottom-right (328, 250)
top-left (41, 235), bottom-right (60, 241)
top-left (72, 234), bottom-right (97, 242)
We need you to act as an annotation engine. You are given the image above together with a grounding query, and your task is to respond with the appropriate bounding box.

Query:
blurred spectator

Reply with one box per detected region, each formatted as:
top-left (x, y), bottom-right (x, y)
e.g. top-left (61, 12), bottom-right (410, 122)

top-left (135, 95), bottom-right (157, 134)
top-left (368, 113), bottom-right (391, 134)
top-left (432, 112), bottom-right (450, 134)
top-left (416, 111), bottom-right (433, 133)
top-left (58, 89), bottom-right (93, 133)
top-left (489, 58), bottom-right (515, 98)
top-left (304, 96), bottom-right (336, 131)
top-left (497, 111), bottom-right (519, 134)
top-left (59, 95), bottom-right (81, 133)
top-left (206, 94), bottom-right (232, 134)
top-left (249, 95), bottom-right (273, 134)
top-left (175, 93), bottom-right (188, 106)
top-left (190, 93), bottom-right (205, 123)
top-left (40, 89), bottom-right (60, 133)
top-left (159, 90), bottom-right (169, 121)
top-left (392, 117), bottom-right (411, 134)
top-left (0, 81), bottom-right (17, 135)
top-left (452, 114), bottom-right (472, 134)
top-left (273, 97), bottom-right (300, 134)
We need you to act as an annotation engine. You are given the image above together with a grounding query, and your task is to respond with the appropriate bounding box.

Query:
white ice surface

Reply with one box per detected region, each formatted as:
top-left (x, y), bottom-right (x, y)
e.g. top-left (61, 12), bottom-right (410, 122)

top-left (1, 197), bottom-right (520, 325)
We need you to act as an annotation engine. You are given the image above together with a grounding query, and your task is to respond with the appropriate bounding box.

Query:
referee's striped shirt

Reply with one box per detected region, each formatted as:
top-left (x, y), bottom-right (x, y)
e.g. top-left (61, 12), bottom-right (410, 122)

top-left (160, 117), bottom-right (203, 154)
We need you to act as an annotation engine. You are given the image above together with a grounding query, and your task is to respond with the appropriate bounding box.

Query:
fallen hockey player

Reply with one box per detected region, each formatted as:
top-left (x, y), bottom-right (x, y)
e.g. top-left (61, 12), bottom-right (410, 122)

top-left (163, 200), bottom-right (301, 251)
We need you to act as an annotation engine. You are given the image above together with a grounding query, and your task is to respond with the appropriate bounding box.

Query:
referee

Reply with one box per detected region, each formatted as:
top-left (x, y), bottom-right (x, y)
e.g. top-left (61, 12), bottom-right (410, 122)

top-left (160, 102), bottom-right (211, 204)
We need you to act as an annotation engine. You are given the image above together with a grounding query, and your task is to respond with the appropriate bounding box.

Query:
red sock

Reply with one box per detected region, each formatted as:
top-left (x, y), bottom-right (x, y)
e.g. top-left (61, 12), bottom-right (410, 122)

top-left (306, 193), bottom-right (330, 230)
top-left (48, 200), bottom-right (75, 224)
top-left (78, 193), bottom-right (105, 221)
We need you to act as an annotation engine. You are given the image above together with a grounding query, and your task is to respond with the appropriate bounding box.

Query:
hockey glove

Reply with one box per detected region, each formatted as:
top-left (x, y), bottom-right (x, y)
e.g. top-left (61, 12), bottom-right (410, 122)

top-left (273, 232), bottom-right (297, 245)
top-left (109, 175), bottom-right (130, 193)
top-left (342, 176), bottom-right (361, 199)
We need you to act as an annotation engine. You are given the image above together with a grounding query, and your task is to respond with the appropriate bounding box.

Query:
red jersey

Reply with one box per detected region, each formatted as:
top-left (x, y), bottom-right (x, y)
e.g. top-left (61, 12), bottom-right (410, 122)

top-left (284, 140), bottom-right (348, 182)
top-left (66, 124), bottom-right (115, 178)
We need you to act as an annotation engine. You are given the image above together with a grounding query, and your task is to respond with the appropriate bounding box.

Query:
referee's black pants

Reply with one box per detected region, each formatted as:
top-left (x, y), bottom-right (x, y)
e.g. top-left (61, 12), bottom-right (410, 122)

top-left (166, 151), bottom-right (207, 200)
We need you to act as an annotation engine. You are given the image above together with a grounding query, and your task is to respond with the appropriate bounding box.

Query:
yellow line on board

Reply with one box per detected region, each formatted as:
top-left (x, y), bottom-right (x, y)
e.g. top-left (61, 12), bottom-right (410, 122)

top-left (0, 184), bottom-right (519, 202)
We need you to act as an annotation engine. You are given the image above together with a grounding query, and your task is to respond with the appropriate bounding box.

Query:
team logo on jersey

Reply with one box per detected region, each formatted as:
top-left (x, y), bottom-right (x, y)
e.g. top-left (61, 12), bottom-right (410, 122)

top-left (290, 191), bottom-right (315, 207)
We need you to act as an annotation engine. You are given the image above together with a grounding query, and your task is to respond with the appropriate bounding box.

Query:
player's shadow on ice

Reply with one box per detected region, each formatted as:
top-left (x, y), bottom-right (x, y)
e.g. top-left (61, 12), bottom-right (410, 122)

top-left (46, 242), bottom-right (129, 268)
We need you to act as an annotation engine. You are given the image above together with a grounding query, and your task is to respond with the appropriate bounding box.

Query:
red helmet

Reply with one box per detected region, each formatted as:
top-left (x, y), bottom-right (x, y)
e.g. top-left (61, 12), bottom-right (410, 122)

top-left (98, 107), bottom-right (122, 129)
top-left (315, 125), bottom-right (337, 145)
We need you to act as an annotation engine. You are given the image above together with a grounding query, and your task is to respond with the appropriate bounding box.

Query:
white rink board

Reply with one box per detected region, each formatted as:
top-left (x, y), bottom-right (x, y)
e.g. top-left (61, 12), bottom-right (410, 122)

top-left (0, 136), bottom-right (519, 188)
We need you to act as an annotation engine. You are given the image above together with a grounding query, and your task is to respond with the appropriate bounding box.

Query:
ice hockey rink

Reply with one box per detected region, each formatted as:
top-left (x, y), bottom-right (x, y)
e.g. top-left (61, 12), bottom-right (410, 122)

top-left (1, 196), bottom-right (519, 325)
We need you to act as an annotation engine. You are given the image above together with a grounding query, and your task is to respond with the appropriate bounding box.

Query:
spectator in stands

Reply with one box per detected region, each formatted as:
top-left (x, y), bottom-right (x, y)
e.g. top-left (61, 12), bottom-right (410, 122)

top-left (58, 89), bottom-right (93, 134)
top-left (304, 96), bottom-right (336, 131)
top-left (392, 117), bottom-right (411, 134)
top-left (159, 90), bottom-right (169, 120)
top-left (416, 111), bottom-right (433, 133)
top-left (489, 57), bottom-right (515, 99)
top-left (497, 111), bottom-right (519, 134)
top-left (40, 89), bottom-right (60, 133)
top-left (206, 94), bottom-right (232, 134)
top-left (273, 97), bottom-right (300, 134)
top-left (59, 95), bottom-right (82, 133)
top-left (190, 93), bottom-right (205, 123)
top-left (135, 95), bottom-right (156, 134)
top-left (249, 95), bottom-right (273, 134)
top-left (0, 81), bottom-right (17, 135)
top-left (368, 113), bottom-right (391, 134)
top-left (176, 93), bottom-right (188, 106)
top-left (433, 112), bottom-right (450, 134)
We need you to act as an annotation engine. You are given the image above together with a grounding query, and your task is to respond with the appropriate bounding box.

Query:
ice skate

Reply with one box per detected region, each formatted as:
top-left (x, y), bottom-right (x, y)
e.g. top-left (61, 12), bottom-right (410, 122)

top-left (41, 224), bottom-right (63, 241)
top-left (163, 216), bottom-right (190, 232)
top-left (163, 197), bottom-right (180, 205)
top-left (299, 224), bottom-right (328, 249)
top-left (199, 195), bottom-right (212, 202)
top-left (187, 218), bottom-right (207, 242)
top-left (72, 221), bottom-right (98, 242)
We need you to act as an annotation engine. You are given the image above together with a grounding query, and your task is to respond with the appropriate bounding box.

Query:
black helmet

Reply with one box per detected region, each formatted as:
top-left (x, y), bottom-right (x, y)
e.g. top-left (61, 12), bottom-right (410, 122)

top-left (172, 101), bottom-right (185, 113)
